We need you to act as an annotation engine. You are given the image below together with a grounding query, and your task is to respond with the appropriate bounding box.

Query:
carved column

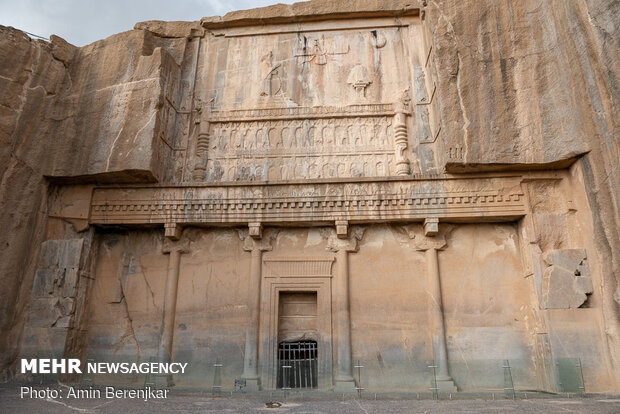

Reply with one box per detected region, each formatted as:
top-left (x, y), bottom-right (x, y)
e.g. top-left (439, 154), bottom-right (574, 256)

top-left (328, 228), bottom-right (363, 392)
top-left (192, 106), bottom-right (211, 180)
top-left (158, 237), bottom-right (190, 387)
top-left (240, 228), bottom-right (272, 391)
top-left (393, 88), bottom-right (411, 176)
top-left (414, 219), bottom-right (457, 392)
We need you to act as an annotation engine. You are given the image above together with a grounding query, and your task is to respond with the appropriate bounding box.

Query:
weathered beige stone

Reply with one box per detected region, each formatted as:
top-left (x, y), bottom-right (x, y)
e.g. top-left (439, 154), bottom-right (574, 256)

top-left (49, 35), bottom-right (77, 66)
top-left (542, 249), bottom-right (593, 309)
top-left (0, 0), bottom-right (618, 393)
top-left (134, 20), bottom-right (203, 38)
top-left (200, 0), bottom-right (418, 29)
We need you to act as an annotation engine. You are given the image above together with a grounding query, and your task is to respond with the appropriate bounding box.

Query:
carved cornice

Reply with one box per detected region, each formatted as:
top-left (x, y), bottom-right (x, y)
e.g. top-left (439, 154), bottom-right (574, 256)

top-left (200, 4), bottom-right (419, 31)
top-left (89, 177), bottom-right (526, 227)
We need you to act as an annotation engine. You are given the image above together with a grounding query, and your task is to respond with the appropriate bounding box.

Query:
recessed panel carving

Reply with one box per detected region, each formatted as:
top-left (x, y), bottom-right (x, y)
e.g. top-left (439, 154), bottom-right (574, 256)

top-left (190, 21), bottom-right (429, 181)
top-left (204, 106), bottom-right (398, 181)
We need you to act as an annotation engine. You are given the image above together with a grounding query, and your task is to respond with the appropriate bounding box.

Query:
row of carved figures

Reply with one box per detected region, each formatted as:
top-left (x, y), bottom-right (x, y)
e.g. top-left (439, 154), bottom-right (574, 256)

top-left (206, 157), bottom-right (398, 181)
top-left (208, 118), bottom-right (395, 152)
top-left (192, 103), bottom-right (412, 180)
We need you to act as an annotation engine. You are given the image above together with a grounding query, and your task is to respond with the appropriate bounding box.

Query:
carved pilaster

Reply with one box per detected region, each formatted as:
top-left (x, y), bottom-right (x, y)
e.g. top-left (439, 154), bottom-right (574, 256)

top-left (411, 223), bottom-right (457, 392)
top-left (158, 237), bottom-right (190, 387)
top-left (520, 196), bottom-right (558, 392)
top-left (327, 228), bottom-right (364, 392)
top-left (240, 232), bottom-right (275, 391)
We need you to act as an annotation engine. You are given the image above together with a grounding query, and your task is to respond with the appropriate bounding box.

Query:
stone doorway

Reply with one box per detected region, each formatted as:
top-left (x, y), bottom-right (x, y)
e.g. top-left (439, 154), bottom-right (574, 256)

top-left (259, 258), bottom-right (334, 390)
top-left (276, 292), bottom-right (319, 389)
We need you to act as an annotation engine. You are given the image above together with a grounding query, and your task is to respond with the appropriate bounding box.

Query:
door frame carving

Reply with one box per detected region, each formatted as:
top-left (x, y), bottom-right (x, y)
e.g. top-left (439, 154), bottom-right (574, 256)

top-left (259, 257), bottom-right (334, 389)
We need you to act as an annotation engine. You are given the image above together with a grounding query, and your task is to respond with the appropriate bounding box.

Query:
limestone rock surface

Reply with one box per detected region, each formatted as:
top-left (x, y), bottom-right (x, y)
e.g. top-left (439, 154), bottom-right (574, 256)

top-left (0, 24), bottom-right (196, 370)
top-left (200, 0), bottom-right (419, 28)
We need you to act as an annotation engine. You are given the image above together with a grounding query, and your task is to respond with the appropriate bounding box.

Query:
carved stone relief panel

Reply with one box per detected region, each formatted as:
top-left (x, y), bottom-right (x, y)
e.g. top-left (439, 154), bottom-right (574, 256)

top-left (189, 104), bottom-right (415, 181)
top-left (202, 106), bottom-right (401, 181)
top-left (203, 28), bottom-right (410, 110)
top-left (189, 20), bottom-right (432, 180)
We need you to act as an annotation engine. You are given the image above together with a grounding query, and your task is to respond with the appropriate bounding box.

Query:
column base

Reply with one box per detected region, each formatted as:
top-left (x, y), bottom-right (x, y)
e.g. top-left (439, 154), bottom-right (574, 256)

top-left (434, 378), bottom-right (458, 393)
top-left (237, 377), bottom-right (260, 392)
top-left (333, 379), bottom-right (357, 393)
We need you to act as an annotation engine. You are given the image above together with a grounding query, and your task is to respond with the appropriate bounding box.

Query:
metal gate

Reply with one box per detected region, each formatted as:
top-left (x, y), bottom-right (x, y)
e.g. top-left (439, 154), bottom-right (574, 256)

top-left (277, 341), bottom-right (318, 389)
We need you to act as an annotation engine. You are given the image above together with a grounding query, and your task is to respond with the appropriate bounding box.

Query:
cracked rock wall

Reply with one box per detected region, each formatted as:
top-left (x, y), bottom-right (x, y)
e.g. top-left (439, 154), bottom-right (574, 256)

top-left (0, 25), bottom-right (197, 373)
top-left (84, 229), bottom-right (252, 387)
top-left (424, 0), bottom-right (619, 383)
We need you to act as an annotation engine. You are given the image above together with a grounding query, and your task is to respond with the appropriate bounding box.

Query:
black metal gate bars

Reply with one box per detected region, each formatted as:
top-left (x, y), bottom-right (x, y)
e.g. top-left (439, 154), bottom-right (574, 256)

top-left (277, 341), bottom-right (318, 389)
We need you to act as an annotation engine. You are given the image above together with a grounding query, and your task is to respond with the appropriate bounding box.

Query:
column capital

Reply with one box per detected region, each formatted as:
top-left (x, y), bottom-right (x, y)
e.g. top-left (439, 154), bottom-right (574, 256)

top-left (401, 222), bottom-right (451, 251)
top-left (243, 235), bottom-right (273, 252)
top-left (162, 238), bottom-right (190, 254)
top-left (327, 238), bottom-right (358, 253)
top-left (413, 234), bottom-right (447, 251)
top-left (327, 227), bottom-right (365, 253)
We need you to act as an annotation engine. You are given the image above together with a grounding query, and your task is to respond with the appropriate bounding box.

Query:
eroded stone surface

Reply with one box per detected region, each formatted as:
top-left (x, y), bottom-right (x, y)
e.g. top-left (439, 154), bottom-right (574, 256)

top-left (543, 249), bottom-right (593, 309)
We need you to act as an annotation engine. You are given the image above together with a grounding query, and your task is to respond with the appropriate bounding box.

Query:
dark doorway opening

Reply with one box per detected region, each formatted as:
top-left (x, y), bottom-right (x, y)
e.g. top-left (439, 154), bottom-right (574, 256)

top-left (277, 341), bottom-right (318, 389)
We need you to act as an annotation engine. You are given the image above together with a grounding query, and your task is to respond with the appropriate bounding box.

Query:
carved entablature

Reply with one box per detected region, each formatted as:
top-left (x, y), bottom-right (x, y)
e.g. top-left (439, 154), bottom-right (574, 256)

top-left (263, 258), bottom-right (335, 279)
top-left (89, 176), bottom-right (526, 228)
top-left (191, 104), bottom-right (411, 182)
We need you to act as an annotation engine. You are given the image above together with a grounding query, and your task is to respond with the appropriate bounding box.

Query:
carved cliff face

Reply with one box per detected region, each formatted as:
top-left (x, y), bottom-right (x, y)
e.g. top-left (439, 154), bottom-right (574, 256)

top-left (206, 30), bottom-right (406, 109)
top-left (1, 0), bottom-right (619, 393)
top-left (187, 15), bottom-right (437, 182)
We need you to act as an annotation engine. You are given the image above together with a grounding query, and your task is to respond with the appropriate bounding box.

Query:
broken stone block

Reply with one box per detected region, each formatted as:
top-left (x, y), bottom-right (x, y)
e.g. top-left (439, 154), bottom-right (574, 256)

top-left (574, 276), bottom-right (594, 294)
top-left (27, 298), bottom-right (60, 327)
top-left (57, 297), bottom-right (75, 316)
top-left (542, 249), bottom-right (593, 309)
top-left (39, 240), bottom-right (60, 268)
top-left (58, 239), bottom-right (84, 268)
top-left (54, 316), bottom-right (73, 329)
top-left (545, 249), bottom-right (586, 272)
top-left (49, 35), bottom-right (77, 66)
top-left (32, 268), bottom-right (61, 297)
top-left (60, 267), bottom-right (79, 298)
